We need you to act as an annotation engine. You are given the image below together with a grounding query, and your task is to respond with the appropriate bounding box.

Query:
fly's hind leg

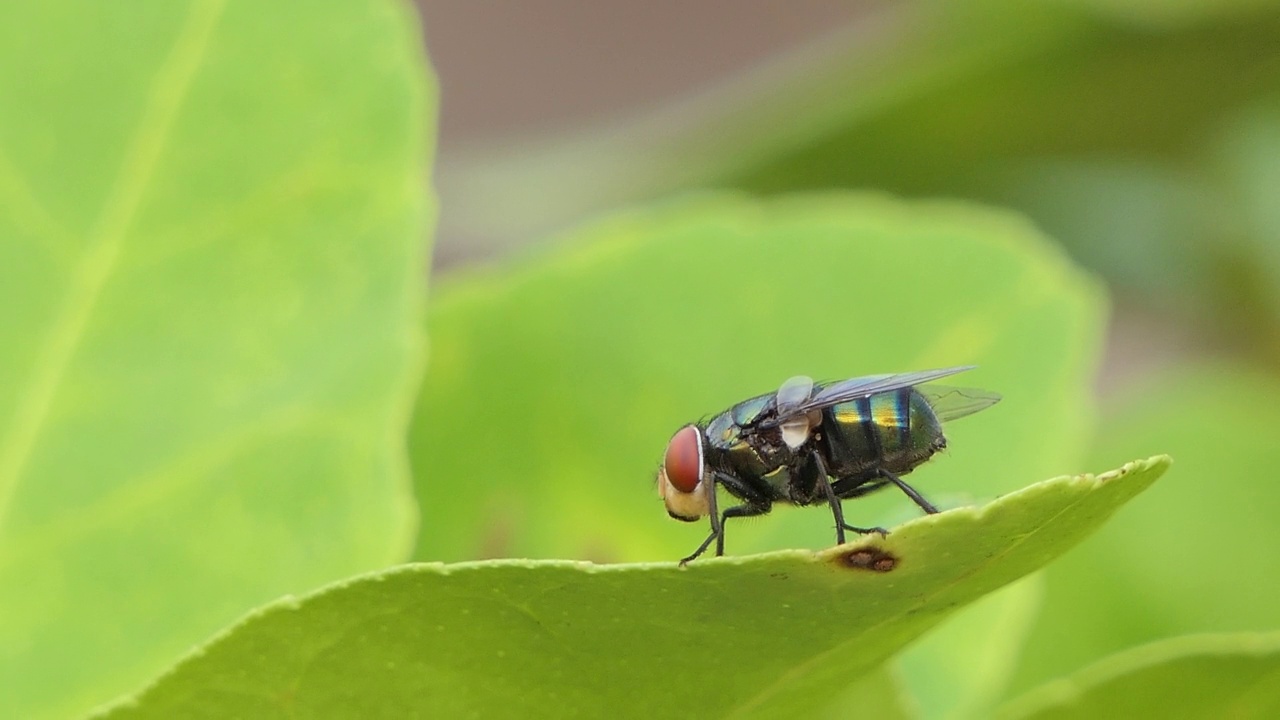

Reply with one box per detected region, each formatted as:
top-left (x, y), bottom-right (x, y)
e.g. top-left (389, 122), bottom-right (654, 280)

top-left (830, 477), bottom-right (890, 537)
top-left (878, 468), bottom-right (940, 514)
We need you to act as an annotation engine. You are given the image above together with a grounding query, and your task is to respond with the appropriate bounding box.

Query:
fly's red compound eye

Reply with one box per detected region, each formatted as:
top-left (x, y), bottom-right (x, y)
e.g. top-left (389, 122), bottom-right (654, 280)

top-left (663, 425), bottom-right (703, 494)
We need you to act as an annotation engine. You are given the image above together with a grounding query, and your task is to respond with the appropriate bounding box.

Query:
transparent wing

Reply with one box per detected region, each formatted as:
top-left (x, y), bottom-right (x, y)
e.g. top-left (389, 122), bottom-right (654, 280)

top-left (796, 366), bottom-right (977, 413)
top-left (775, 375), bottom-right (815, 415)
top-left (775, 375), bottom-right (817, 448)
top-left (917, 384), bottom-right (1002, 422)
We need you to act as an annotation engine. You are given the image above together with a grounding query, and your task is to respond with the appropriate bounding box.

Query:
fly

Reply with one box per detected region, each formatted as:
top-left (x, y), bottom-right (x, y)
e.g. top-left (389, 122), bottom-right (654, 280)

top-left (656, 366), bottom-right (1000, 564)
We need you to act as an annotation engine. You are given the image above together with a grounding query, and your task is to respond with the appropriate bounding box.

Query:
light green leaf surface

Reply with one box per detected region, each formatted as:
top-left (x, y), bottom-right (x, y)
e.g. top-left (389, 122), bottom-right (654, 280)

top-left (0, 2), bottom-right (434, 719)
top-left (411, 193), bottom-right (1104, 564)
top-left (999, 633), bottom-right (1280, 720)
top-left (1010, 365), bottom-right (1280, 695)
top-left (98, 458), bottom-right (1168, 720)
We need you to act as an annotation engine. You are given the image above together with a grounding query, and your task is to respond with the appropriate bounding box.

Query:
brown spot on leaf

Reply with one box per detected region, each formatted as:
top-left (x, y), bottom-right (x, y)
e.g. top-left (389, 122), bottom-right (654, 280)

top-left (836, 547), bottom-right (898, 572)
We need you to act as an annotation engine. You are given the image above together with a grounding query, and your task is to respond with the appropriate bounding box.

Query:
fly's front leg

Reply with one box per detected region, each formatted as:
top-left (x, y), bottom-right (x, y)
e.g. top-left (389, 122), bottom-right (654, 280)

top-left (714, 503), bottom-right (771, 556)
top-left (679, 471), bottom-right (772, 565)
top-left (679, 505), bottom-right (770, 564)
top-left (679, 473), bottom-right (722, 566)
top-left (711, 471), bottom-right (773, 558)
top-left (680, 532), bottom-right (719, 566)
top-left (878, 468), bottom-right (940, 514)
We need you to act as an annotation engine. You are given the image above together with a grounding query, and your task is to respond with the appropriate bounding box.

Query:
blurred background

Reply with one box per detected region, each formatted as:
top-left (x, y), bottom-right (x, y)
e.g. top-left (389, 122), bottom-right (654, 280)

top-left (417, 0), bottom-right (1280, 380)
top-left (411, 0), bottom-right (1280, 704)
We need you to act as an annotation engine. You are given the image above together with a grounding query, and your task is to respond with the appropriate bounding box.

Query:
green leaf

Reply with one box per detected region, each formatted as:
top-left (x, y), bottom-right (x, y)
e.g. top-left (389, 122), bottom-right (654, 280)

top-left (998, 633), bottom-right (1280, 720)
top-left (97, 458), bottom-right (1169, 720)
top-left (0, 2), bottom-right (434, 719)
top-left (1010, 365), bottom-right (1280, 696)
top-left (411, 193), bottom-right (1105, 564)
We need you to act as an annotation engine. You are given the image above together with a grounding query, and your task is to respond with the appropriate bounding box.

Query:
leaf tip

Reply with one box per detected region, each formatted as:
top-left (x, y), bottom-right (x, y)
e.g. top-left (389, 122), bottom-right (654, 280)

top-left (1096, 454), bottom-right (1173, 484)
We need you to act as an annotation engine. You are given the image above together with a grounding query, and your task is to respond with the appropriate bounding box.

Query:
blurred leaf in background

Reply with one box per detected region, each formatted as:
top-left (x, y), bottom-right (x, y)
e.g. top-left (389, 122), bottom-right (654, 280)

top-left (1211, 104), bottom-right (1280, 353)
top-left (0, 1), bottom-right (434, 718)
top-left (410, 193), bottom-right (1105, 564)
top-left (999, 632), bottom-right (1280, 720)
top-left (1010, 365), bottom-right (1280, 696)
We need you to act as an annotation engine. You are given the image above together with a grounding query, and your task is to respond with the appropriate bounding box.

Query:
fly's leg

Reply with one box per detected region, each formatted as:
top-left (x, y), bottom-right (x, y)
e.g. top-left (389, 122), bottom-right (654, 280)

top-left (828, 476), bottom-right (894, 536)
top-left (679, 472), bottom-right (772, 565)
top-left (878, 468), bottom-right (940, 514)
top-left (843, 523), bottom-right (889, 537)
top-left (710, 471), bottom-right (773, 558)
top-left (680, 536), bottom-right (715, 565)
top-left (831, 478), bottom-right (889, 498)
top-left (810, 451), bottom-right (863, 546)
top-left (717, 504), bottom-right (771, 555)
top-left (679, 503), bottom-right (770, 565)
top-left (679, 474), bottom-right (721, 566)
top-left (831, 478), bottom-right (890, 535)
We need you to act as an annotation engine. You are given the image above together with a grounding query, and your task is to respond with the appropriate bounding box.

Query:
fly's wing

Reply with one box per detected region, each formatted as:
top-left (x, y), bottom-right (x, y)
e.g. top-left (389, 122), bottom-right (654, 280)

top-left (917, 384), bottom-right (1002, 422)
top-left (795, 366), bottom-right (977, 414)
top-left (775, 375), bottom-right (815, 415)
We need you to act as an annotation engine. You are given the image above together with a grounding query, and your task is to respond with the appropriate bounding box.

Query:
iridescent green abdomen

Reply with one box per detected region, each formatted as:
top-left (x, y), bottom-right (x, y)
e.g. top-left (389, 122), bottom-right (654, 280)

top-left (820, 388), bottom-right (945, 480)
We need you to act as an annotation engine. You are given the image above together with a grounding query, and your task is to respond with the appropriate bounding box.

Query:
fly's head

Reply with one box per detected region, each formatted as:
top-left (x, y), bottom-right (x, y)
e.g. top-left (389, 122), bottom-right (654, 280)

top-left (657, 424), bottom-right (710, 522)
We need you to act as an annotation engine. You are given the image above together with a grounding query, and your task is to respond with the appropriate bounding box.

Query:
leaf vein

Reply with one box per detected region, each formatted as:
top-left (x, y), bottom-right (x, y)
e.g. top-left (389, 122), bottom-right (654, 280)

top-left (0, 0), bottom-right (226, 531)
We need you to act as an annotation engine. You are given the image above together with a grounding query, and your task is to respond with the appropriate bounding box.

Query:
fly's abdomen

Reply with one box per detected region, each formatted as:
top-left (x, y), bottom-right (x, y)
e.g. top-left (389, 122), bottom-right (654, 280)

top-left (822, 388), bottom-right (945, 479)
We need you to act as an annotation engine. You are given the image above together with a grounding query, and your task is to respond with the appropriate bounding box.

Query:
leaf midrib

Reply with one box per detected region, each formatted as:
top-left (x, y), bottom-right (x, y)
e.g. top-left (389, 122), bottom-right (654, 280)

top-left (0, 0), bottom-right (226, 533)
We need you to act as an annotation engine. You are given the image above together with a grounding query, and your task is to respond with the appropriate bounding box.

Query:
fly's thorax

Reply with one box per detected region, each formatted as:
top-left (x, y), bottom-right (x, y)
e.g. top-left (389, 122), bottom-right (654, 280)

top-left (705, 410), bottom-right (741, 451)
top-left (763, 465), bottom-right (794, 496)
top-left (730, 394), bottom-right (771, 426)
top-left (704, 408), bottom-right (787, 483)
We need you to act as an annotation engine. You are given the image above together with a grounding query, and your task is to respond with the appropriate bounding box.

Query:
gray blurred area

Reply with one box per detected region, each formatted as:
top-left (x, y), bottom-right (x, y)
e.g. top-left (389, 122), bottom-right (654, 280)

top-left (417, 1), bottom-right (875, 260)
